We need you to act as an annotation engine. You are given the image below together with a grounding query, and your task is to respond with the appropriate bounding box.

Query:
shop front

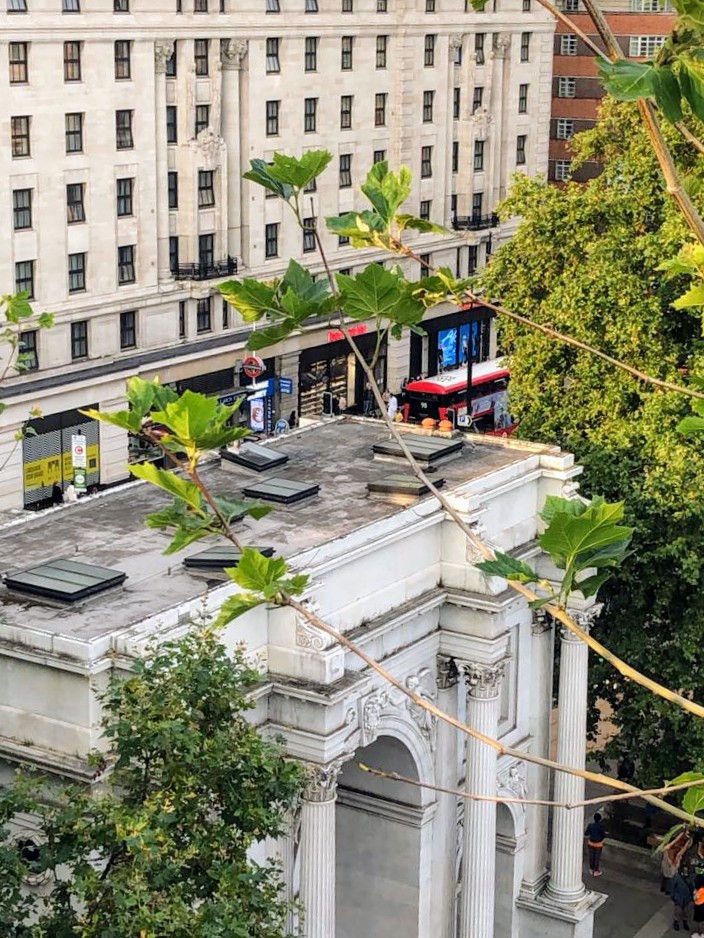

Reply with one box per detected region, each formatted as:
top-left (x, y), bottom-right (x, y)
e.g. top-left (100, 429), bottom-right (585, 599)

top-left (408, 305), bottom-right (493, 381)
top-left (298, 327), bottom-right (387, 419)
top-left (22, 406), bottom-right (100, 508)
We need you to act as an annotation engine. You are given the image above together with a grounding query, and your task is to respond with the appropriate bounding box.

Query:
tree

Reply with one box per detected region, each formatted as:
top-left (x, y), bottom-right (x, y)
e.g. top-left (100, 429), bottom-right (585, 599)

top-left (0, 628), bottom-right (303, 938)
top-left (480, 98), bottom-right (704, 787)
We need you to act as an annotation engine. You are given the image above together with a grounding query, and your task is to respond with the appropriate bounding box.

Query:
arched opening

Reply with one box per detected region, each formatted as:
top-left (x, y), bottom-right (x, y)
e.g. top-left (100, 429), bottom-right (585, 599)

top-left (495, 802), bottom-right (520, 936)
top-left (336, 735), bottom-right (424, 938)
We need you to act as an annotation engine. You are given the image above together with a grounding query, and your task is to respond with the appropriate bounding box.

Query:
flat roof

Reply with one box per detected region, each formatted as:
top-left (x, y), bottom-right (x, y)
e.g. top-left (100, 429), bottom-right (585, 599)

top-left (0, 418), bottom-right (539, 642)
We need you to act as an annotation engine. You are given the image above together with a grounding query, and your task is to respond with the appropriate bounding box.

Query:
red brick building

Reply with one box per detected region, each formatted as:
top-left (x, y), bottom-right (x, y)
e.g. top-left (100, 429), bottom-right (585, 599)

top-left (549, 0), bottom-right (676, 183)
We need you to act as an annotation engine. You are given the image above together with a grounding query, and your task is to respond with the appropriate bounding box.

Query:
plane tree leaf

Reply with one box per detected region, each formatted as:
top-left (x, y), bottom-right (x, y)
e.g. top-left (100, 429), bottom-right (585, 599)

top-left (475, 551), bottom-right (538, 584)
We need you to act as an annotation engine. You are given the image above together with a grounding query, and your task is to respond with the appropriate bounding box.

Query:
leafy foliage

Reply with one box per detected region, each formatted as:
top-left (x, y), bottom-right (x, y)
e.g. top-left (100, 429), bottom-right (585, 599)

top-left (0, 292), bottom-right (54, 424)
top-left (0, 629), bottom-right (303, 937)
top-left (476, 495), bottom-right (632, 608)
top-left (480, 98), bottom-right (704, 786)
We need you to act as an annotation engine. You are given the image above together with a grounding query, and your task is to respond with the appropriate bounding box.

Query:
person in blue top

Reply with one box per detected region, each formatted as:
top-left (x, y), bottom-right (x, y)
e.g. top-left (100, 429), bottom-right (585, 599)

top-left (585, 812), bottom-right (606, 876)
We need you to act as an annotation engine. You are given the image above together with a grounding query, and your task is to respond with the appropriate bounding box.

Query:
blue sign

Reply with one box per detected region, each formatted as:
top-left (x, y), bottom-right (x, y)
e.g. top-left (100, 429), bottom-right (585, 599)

top-left (279, 377), bottom-right (293, 394)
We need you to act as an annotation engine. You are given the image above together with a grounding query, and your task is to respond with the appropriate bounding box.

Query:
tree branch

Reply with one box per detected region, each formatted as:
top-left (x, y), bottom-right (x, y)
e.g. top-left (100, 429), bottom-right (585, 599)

top-left (675, 121), bottom-right (704, 157)
top-left (360, 762), bottom-right (704, 813)
top-left (465, 292), bottom-right (704, 401)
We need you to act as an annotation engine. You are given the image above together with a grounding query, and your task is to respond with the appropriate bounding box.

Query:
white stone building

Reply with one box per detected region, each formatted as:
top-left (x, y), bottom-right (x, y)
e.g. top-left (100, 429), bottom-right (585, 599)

top-left (0, 420), bottom-right (604, 937)
top-left (0, 0), bottom-right (555, 512)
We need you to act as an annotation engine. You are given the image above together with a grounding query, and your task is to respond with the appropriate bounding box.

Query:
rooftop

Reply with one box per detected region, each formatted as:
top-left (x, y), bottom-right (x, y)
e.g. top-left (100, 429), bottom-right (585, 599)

top-left (0, 418), bottom-right (541, 643)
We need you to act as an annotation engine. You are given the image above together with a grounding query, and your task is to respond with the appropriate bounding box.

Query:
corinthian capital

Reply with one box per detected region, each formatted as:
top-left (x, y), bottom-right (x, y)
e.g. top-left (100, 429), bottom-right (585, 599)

top-left (463, 660), bottom-right (505, 700)
top-left (302, 758), bottom-right (345, 803)
top-left (154, 40), bottom-right (175, 73)
top-left (221, 38), bottom-right (248, 70)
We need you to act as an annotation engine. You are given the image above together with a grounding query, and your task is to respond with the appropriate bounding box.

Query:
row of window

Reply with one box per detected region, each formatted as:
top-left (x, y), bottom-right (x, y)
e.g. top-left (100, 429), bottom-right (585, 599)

top-left (6, 0), bottom-right (535, 12)
top-left (8, 40), bottom-right (133, 84)
top-left (11, 111), bottom-right (134, 158)
top-left (15, 248), bottom-right (136, 303)
top-left (167, 170), bottom-right (216, 209)
top-left (558, 33), bottom-right (666, 57)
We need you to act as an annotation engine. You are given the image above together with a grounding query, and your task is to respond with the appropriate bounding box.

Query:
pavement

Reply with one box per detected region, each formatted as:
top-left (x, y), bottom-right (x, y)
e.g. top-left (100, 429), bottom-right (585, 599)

top-left (594, 841), bottom-right (682, 938)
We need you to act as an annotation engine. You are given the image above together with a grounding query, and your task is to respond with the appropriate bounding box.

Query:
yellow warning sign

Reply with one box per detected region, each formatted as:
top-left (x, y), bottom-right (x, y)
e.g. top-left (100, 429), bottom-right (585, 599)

top-left (23, 444), bottom-right (100, 491)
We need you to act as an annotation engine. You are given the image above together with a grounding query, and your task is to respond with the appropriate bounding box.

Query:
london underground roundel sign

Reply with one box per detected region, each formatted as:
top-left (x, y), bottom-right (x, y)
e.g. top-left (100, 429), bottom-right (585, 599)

top-left (242, 355), bottom-right (265, 379)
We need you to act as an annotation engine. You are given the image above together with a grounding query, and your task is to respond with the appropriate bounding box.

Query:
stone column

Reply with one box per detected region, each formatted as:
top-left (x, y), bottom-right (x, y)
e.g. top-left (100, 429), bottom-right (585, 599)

top-left (521, 611), bottom-right (554, 896)
top-left (545, 611), bottom-right (595, 904)
top-left (220, 39), bottom-right (247, 264)
top-left (431, 656), bottom-right (460, 938)
top-left (154, 41), bottom-right (174, 282)
top-left (459, 660), bottom-right (505, 938)
top-left (299, 760), bottom-right (342, 938)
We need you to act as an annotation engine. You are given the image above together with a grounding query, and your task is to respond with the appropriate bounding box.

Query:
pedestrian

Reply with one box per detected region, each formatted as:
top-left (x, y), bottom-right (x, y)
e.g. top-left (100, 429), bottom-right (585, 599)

top-left (692, 873), bottom-right (704, 935)
top-left (670, 868), bottom-right (692, 932)
top-left (585, 812), bottom-right (606, 877)
top-left (64, 482), bottom-right (78, 503)
top-left (51, 483), bottom-right (64, 505)
top-left (363, 381), bottom-right (373, 417)
top-left (288, 411), bottom-right (297, 429)
top-left (387, 391), bottom-right (398, 421)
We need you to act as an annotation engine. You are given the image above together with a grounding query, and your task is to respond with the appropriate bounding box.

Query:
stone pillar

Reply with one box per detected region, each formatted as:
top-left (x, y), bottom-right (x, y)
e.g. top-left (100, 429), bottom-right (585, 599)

top-left (279, 811), bottom-right (297, 934)
top-left (545, 612), bottom-right (595, 904)
top-left (299, 760), bottom-right (342, 938)
top-left (431, 656), bottom-right (460, 938)
top-left (459, 660), bottom-right (505, 938)
top-left (521, 611), bottom-right (554, 896)
top-left (220, 39), bottom-right (247, 264)
top-left (154, 41), bottom-right (174, 282)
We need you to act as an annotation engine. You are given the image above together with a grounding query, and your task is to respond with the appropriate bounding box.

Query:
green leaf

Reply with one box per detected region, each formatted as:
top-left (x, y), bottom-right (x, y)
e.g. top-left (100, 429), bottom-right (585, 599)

top-left (145, 500), bottom-right (216, 554)
top-left (280, 259), bottom-right (331, 303)
top-left (267, 150), bottom-right (333, 190)
top-left (653, 823), bottom-right (686, 853)
top-left (337, 266), bottom-right (425, 326)
top-left (229, 549), bottom-right (289, 595)
top-left (574, 571), bottom-right (611, 599)
top-left (219, 279), bottom-right (277, 323)
top-left (667, 770), bottom-right (704, 787)
top-left (652, 66), bottom-right (683, 123)
top-left (540, 494), bottom-right (590, 524)
top-left (211, 496), bottom-right (273, 523)
top-left (325, 210), bottom-right (388, 247)
top-left (475, 551), bottom-right (538, 584)
top-left (679, 57), bottom-right (704, 122)
top-left (37, 312), bottom-right (54, 329)
top-left (150, 391), bottom-right (242, 451)
top-left (3, 292), bottom-right (34, 324)
top-left (243, 158), bottom-right (295, 200)
top-left (597, 57), bottom-right (657, 101)
top-left (247, 320), bottom-right (300, 350)
top-left (215, 592), bottom-right (265, 627)
top-left (81, 407), bottom-right (143, 434)
top-left (672, 282), bottom-right (704, 309)
top-left (129, 462), bottom-right (204, 510)
top-left (125, 377), bottom-right (157, 419)
top-left (360, 162), bottom-right (412, 225)
top-left (683, 784), bottom-right (704, 816)
top-left (539, 498), bottom-right (634, 578)
top-left (677, 414), bottom-right (704, 435)
top-left (396, 214), bottom-right (449, 235)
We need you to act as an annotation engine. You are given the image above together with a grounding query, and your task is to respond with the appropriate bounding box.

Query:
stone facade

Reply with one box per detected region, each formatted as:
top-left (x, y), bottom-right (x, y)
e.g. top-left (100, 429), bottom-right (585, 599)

top-left (0, 0), bottom-right (554, 510)
top-left (0, 421), bottom-right (603, 937)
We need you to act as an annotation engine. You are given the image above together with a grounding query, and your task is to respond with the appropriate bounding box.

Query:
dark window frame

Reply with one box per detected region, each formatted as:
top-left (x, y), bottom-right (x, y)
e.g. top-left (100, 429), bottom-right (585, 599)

top-left (422, 89), bottom-right (434, 122)
top-left (116, 177), bottom-right (134, 216)
top-left (341, 35), bottom-right (353, 70)
top-left (304, 36), bottom-right (318, 71)
top-left (266, 99), bottom-right (280, 136)
top-left (266, 37), bottom-right (280, 72)
top-left (518, 82), bottom-right (528, 113)
top-left (115, 109), bottom-right (134, 149)
top-left (304, 96), bottom-right (317, 132)
top-left (375, 92), bottom-right (386, 126)
top-left (473, 139), bottom-right (484, 171)
top-left (420, 145), bottom-right (433, 178)
top-left (166, 105), bottom-right (178, 143)
top-left (15, 260), bottom-right (34, 298)
top-left (196, 296), bottom-right (212, 333)
top-left (19, 329), bottom-right (38, 370)
top-left (13, 188), bottom-right (32, 230)
top-left (302, 216), bottom-right (316, 253)
top-left (118, 244), bottom-right (136, 284)
top-left (65, 112), bottom-right (84, 153)
top-left (516, 133), bottom-right (527, 164)
top-left (120, 310), bottom-right (137, 349)
top-left (340, 94), bottom-right (353, 129)
top-left (195, 104), bottom-right (210, 135)
top-left (114, 39), bottom-right (131, 79)
top-left (66, 182), bottom-right (86, 223)
top-left (194, 38), bottom-right (209, 76)
top-left (339, 152), bottom-right (352, 187)
top-left (520, 31), bottom-right (531, 61)
top-left (9, 41), bottom-right (28, 83)
top-left (71, 320), bottom-right (88, 360)
top-left (168, 171), bottom-right (179, 210)
top-left (11, 115), bottom-right (31, 158)
top-left (265, 222), bottom-right (279, 258)
top-left (424, 34), bottom-right (436, 67)
top-left (376, 34), bottom-right (388, 67)
top-left (198, 169), bottom-right (215, 208)
top-left (475, 32), bottom-right (485, 65)
top-left (68, 252), bottom-right (86, 294)
top-left (63, 40), bottom-right (81, 81)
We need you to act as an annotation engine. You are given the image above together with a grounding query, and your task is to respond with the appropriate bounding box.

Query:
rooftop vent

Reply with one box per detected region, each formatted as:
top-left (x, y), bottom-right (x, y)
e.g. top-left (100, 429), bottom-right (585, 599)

top-left (367, 474), bottom-right (445, 505)
top-left (3, 558), bottom-right (127, 603)
top-left (183, 545), bottom-right (274, 570)
top-left (221, 441), bottom-right (289, 473)
top-left (242, 477), bottom-right (320, 504)
top-left (371, 433), bottom-right (464, 468)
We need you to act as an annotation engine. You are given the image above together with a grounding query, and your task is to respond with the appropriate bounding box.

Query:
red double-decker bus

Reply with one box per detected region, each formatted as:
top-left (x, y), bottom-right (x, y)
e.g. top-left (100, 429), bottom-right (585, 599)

top-left (400, 358), bottom-right (515, 435)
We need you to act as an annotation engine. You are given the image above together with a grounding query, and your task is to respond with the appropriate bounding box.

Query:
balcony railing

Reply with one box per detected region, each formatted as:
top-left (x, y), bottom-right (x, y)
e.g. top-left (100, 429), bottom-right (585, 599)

top-left (172, 256), bottom-right (238, 281)
top-left (451, 213), bottom-right (499, 231)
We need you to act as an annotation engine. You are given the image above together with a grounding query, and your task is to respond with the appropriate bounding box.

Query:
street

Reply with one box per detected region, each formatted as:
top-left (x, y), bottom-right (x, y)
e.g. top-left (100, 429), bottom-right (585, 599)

top-left (594, 842), bottom-right (677, 938)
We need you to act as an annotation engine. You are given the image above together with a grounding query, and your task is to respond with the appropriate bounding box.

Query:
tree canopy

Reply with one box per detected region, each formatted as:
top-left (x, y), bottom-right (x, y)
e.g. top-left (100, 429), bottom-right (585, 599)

top-left (481, 99), bottom-right (704, 787)
top-left (0, 628), bottom-right (303, 938)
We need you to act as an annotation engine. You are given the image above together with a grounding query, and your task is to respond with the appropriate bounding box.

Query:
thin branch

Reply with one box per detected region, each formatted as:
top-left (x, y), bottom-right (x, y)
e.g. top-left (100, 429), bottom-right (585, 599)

top-left (287, 597), bottom-right (702, 827)
top-left (675, 121), bottom-right (704, 157)
top-left (579, 0), bottom-right (704, 247)
top-left (360, 762), bottom-right (704, 812)
top-left (533, 0), bottom-right (604, 57)
top-left (466, 292), bottom-right (704, 401)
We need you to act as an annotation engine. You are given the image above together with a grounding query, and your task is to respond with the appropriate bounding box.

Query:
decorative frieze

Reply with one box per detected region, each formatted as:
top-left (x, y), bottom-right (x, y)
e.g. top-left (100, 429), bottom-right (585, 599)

top-left (405, 668), bottom-right (438, 752)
